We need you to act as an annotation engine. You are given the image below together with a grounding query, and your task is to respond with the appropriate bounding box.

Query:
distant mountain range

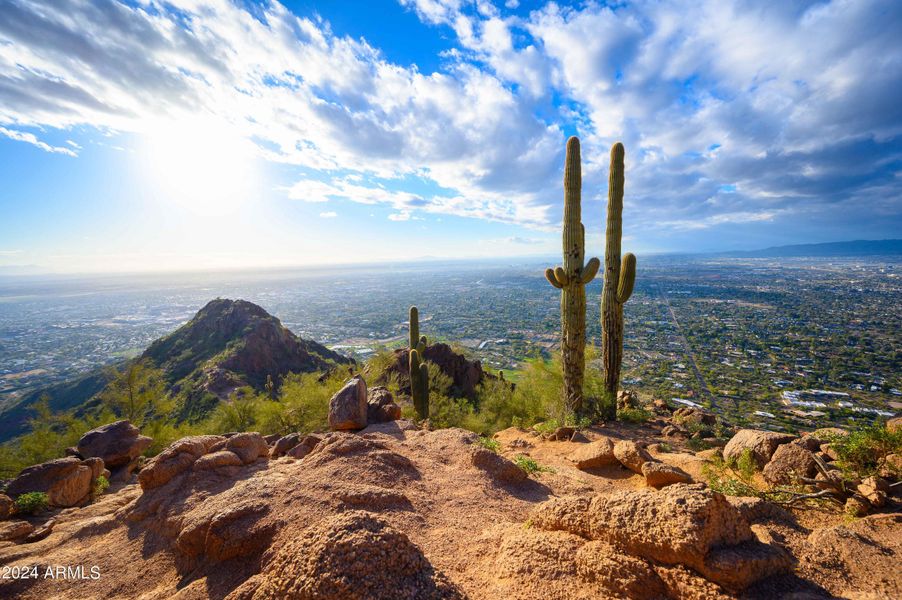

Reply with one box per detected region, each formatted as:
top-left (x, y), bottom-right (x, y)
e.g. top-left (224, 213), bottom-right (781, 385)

top-left (718, 239), bottom-right (902, 258)
top-left (0, 299), bottom-right (352, 442)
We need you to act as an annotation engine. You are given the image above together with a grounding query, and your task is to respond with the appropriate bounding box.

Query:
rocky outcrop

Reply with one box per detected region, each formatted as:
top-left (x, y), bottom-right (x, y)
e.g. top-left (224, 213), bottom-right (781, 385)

top-left (388, 342), bottom-right (490, 399)
top-left (0, 520), bottom-right (34, 542)
top-left (0, 494), bottom-right (12, 519)
top-left (270, 433), bottom-right (301, 459)
top-left (529, 484), bottom-right (792, 593)
top-left (366, 386), bottom-right (401, 424)
top-left (138, 435), bottom-right (226, 490)
top-left (286, 434), bottom-right (323, 459)
top-left (568, 437), bottom-right (618, 469)
top-left (6, 457), bottom-right (99, 507)
top-left (228, 511), bottom-right (465, 600)
top-left (723, 429), bottom-right (795, 468)
top-left (328, 376), bottom-right (368, 431)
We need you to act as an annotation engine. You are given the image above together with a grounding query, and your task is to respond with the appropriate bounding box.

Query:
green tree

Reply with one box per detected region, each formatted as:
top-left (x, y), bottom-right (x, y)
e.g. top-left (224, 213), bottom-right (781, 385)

top-left (99, 360), bottom-right (171, 426)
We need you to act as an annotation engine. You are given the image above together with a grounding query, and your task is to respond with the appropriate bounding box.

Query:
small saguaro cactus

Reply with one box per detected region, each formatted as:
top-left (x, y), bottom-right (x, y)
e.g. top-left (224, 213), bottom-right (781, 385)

top-left (545, 136), bottom-right (601, 414)
top-left (600, 142), bottom-right (637, 417)
top-left (408, 306), bottom-right (429, 420)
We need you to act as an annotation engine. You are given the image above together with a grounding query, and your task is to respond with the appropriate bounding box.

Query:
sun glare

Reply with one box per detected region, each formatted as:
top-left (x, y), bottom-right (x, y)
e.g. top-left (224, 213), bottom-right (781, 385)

top-left (139, 118), bottom-right (260, 216)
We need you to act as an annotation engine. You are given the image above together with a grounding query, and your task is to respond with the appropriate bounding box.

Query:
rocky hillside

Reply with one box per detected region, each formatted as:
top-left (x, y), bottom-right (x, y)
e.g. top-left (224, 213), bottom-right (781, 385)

top-left (142, 299), bottom-right (351, 419)
top-left (1, 387), bottom-right (899, 599)
top-left (0, 300), bottom-right (352, 440)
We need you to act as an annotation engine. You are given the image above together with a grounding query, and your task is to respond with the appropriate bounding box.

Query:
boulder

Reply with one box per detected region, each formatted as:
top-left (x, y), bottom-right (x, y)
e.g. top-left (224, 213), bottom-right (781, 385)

top-left (0, 493), bottom-right (13, 519)
top-left (613, 440), bottom-right (653, 474)
top-left (194, 450), bottom-right (243, 471)
top-left (223, 432), bottom-right (269, 464)
top-left (270, 432), bottom-right (301, 458)
top-left (672, 406), bottom-right (716, 427)
top-left (820, 443), bottom-right (840, 461)
top-left (568, 437), bottom-right (618, 469)
top-left (471, 448), bottom-right (527, 484)
top-left (227, 511), bottom-right (464, 600)
top-left (529, 484), bottom-right (791, 593)
top-left (791, 435), bottom-right (821, 452)
top-left (879, 453), bottom-right (901, 480)
top-left (76, 420), bottom-right (152, 468)
top-left (856, 476), bottom-right (889, 508)
top-left (723, 430), bottom-right (795, 468)
top-left (661, 425), bottom-right (687, 439)
top-left (263, 433), bottom-right (281, 444)
top-left (138, 435), bottom-right (224, 490)
top-left (762, 443), bottom-right (817, 486)
top-left (328, 376), bottom-right (368, 431)
top-left (366, 386), bottom-right (401, 424)
top-left (24, 518), bottom-right (55, 543)
top-left (844, 494), bottom-right (870, 517)
top-left (642, 461), bottom-right (693, 488)
top-left (287, 434), bottom-right (323, 459)
top-left (6, 457), bottom-right (94, 507)
top-left (652, 398), bottom-right (673, 414)
top-left (0, 520), bottom-right (34, 542)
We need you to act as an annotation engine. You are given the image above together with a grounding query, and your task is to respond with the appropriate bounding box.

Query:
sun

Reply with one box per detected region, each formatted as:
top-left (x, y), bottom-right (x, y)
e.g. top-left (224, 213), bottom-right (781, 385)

top-left (138, 117), bottom-right (260, 216)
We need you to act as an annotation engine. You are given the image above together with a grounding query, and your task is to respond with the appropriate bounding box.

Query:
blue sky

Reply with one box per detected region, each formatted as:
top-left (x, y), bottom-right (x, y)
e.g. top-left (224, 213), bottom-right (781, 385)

top-left (0, 0), bottom-right (900, 273)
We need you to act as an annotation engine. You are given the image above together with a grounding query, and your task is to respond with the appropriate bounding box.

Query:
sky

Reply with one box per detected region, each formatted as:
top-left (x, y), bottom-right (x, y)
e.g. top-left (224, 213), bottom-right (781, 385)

top-left (0, 0), bottom-right (900, 273)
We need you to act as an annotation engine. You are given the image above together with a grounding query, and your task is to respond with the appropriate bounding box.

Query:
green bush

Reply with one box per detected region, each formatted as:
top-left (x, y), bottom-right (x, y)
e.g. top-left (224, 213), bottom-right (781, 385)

top-left (514, 454), bottom-right (554, 475)
top-left (828, 423), bottom-right (902, 478)
top-left (93, 475), bottom-right (110, 497)
top-left (15, 491), bottom-right (49, 515)
top-left (618, 407), bottom-right (652, 424)
top-left (702, 451), bottom-right (760, 498)
top-left (477, 436), bottom-right (500, 453)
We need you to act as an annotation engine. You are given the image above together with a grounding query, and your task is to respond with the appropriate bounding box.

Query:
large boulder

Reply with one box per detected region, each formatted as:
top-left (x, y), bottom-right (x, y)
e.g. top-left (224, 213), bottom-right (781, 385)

top-left (613, 440), bottom-right (653, 474)
top-left (286, 434), bottom-right (323, 459)
top-left (76, 420), bottom-right (152, 468)
top-left (0, 520), bottom-right (34, 542)
top-left (6, 457), bottom-right (94, 507)
top-left (329, 376), bottom-right (368, 431)
top-left (887, 417), bottom-right (902, 434)
top-left (227, 511), bottom-right (464, 599)
top-left (568, 437), bottom-right (618, 469)
top-left (366, 387), bottom-right (401, 424)
top-left (762, 443), bottom-right (818, 486)
top-left (671, 407), bottom-right (716, 427)
top-left (642, 461), bottom-right (693, 488)
top-left (222, 432), bottom-right (269, 464)
top-left (270, 433), bottom-right (301, 458)
top-left (723, 430), bottom-right (795, 468)
top-left (529, 484), bottom-right (791, 593)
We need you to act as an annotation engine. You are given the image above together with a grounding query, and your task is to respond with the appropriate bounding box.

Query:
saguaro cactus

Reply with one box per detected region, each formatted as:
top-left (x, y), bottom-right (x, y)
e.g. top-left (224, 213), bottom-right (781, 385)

top-left (545, 137), bottom-right (600, 414)
top-left (408, 306), bottom-right (429, 419)
top-left (601, 142), bottom-right (637, 416)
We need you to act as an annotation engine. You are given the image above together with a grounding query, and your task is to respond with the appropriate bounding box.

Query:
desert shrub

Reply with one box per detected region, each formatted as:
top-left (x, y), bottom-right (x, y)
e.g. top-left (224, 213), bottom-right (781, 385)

top-left (702, 451), bottom-right (760, 498)
top-left (514, 455), bottom-right (554, 475)
top-left (208, 389), bottom-right (259, 433)
top-left (687, 437), bottom-right (711, 451)
top-left (93, 475), bottom-right (110, 497)
top-left (14, 492), bottom-right (49, 515)
top-left (428, 393), bottom-right (476, 430)
top-left (828, 423), bottom-right (902, 477)
top-left (657, 442), bottom-right (674, 453)
top-left (477, 436), bottom-right (500, 453)
top-left (618, 407), bottom-right (652, 424)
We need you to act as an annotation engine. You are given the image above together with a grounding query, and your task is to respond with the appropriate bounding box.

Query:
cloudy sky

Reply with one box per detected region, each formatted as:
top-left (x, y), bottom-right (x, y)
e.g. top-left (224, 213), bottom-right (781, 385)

top-left (0, 0), bottom-right (900, 272)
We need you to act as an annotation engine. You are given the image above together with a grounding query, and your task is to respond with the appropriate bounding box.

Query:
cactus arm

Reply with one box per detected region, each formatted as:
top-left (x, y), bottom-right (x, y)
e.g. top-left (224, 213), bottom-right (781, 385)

top-left (545, 268), bottom-right (563, 289)
top-left (581, 257), bottom-right (600, 284)
top-left (419, 362), bottom-right (430, 418)
top-left (554, 266), bottom-right (569, 286)
top-left (617, 253), bottom-right (636, 304)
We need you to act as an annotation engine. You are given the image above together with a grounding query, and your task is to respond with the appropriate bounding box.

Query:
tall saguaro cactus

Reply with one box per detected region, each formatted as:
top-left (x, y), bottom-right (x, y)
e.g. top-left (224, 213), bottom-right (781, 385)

top-left (601, 142), bottom-right (637, 415)
top-left (545, 137), bottom-right (601, 414)
top-left (408, 306), bottom-right (429, 420)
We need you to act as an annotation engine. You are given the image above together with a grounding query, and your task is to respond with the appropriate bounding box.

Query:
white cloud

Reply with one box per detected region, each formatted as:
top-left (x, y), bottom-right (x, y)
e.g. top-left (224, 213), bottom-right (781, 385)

top-left (319, 211), bottom-right (337, 218)
top-left (0, 126), bottom-right (76, 156)
top-left (0, 0), bottom-right (900, 244)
